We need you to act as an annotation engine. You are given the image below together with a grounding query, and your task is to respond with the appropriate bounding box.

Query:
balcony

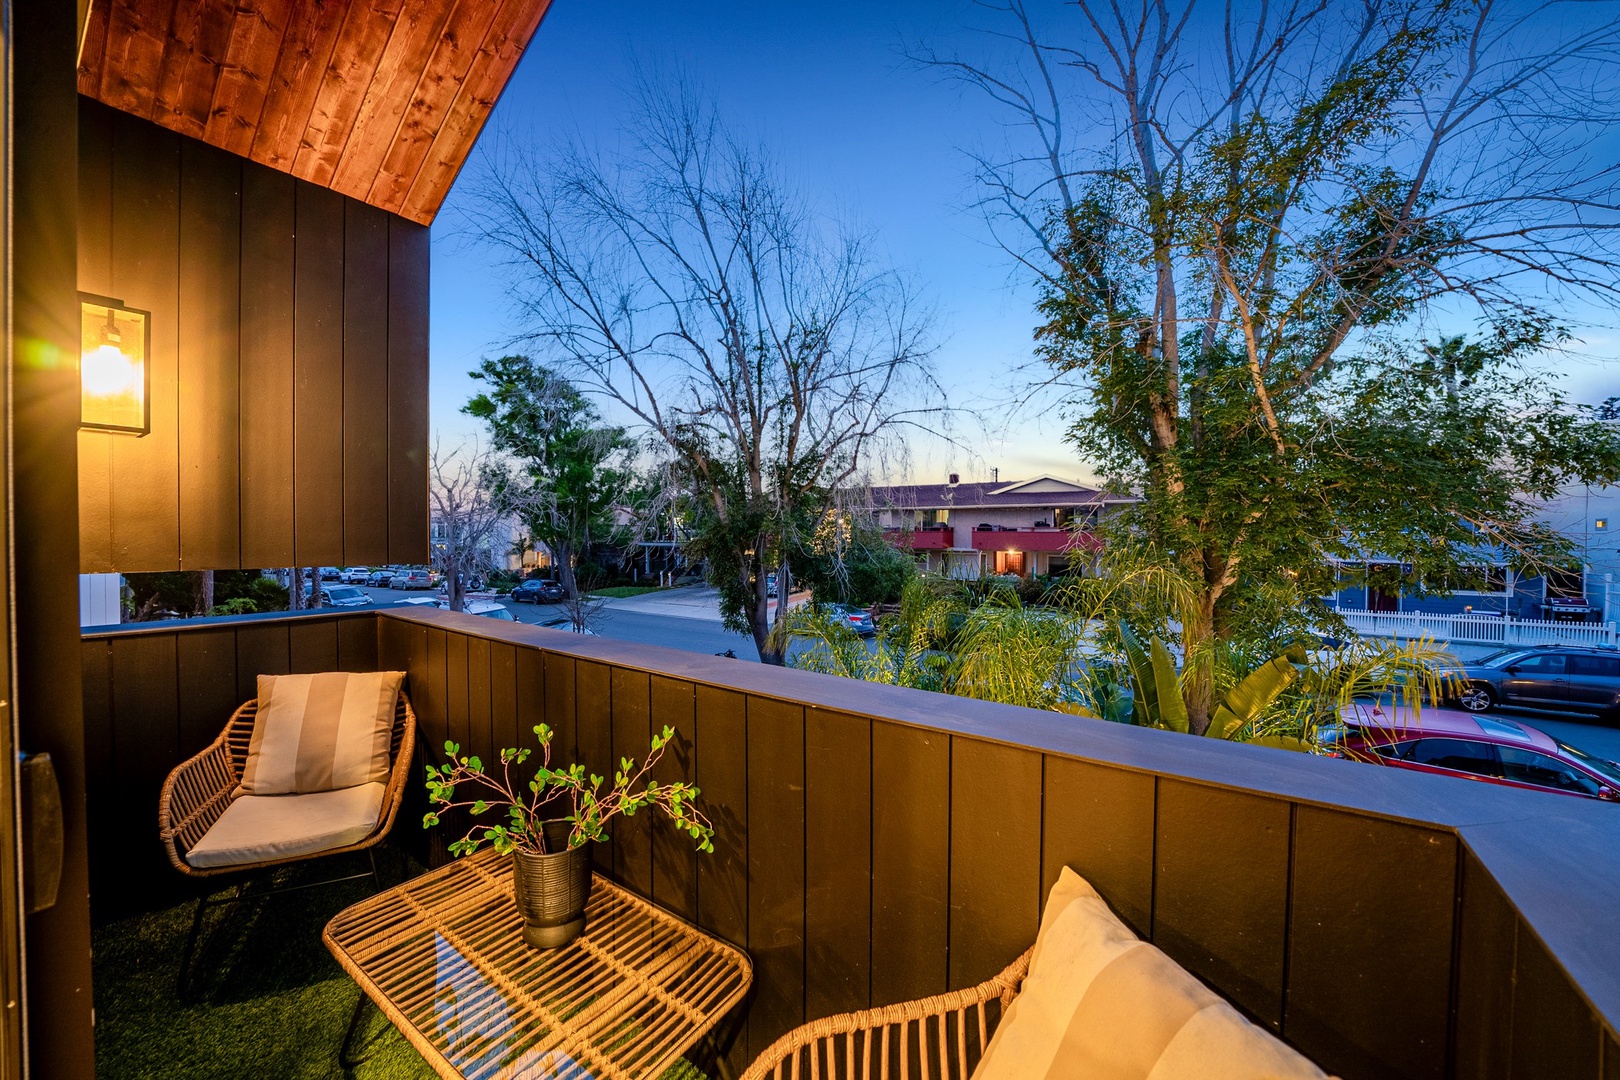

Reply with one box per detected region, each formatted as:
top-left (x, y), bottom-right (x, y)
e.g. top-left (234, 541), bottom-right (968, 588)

top-left (969, 525), bottom-right (1103, 553)
top-left (882, 525), bottom-right (954, 550)
top-left (80, 606), bottom-right (1620, 1079)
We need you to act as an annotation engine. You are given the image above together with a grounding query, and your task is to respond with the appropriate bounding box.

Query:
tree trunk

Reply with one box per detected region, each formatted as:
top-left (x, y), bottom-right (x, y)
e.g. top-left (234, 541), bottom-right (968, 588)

top-left (287, 568), bottom-right (305, 610)
top-left (306, 568), bottom-right (323, 608)
top-left (752, 557), bottom-right (785, 665)
top-left (189, 570), bottom-right (214, 616)
top-left (447, 569), bottom-right (466, 613)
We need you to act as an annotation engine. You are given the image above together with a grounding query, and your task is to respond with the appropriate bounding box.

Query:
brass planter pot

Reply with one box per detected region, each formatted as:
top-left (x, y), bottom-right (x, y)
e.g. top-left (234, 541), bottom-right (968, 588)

top-left (511, 820), bottom-right (593, 949)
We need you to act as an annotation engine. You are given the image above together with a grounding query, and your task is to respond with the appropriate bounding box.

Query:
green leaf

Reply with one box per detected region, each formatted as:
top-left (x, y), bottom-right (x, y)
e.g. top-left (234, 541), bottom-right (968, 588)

top-left (1118, 621), bottom-right (1156, 726)
top-left (1248, 734), bottom-right (1313, 753)
top-left (1149, 636), bottom-right (1187, 734)
top-left (1208, 654), bottom-right (1298, 739)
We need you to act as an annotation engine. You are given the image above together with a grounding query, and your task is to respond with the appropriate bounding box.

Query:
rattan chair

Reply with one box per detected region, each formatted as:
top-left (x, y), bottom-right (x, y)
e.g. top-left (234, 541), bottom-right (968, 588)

top-left (742, 947), bottom-right (1033, 1080)
top-left (158, 691), bottom-right (416, 994)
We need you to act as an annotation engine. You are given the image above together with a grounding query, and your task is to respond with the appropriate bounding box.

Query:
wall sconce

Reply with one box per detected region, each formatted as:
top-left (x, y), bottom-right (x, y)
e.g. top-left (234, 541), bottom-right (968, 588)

top-left (79, 293), bottom-right (150, 436)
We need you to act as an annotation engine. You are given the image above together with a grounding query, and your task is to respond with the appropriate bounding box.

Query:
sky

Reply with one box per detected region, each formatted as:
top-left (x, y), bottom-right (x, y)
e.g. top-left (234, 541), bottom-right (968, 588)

top-left (428, 0), bottom-right (1086, 485)
top-left (428, 0), bottom-right (1620, 487)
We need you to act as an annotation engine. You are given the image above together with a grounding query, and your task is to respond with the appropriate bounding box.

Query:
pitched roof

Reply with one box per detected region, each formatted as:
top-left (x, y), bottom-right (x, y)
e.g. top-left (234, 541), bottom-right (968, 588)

top-left (866, 478), bottom-right (1131, 510)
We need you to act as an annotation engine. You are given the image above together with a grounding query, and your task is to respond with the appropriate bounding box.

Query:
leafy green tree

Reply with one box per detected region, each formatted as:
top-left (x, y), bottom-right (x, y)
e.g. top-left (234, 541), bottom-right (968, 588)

top-left (466, 356), bottom-right (634, 624)
top-left (931, 0), bottom-right (1620, 731)
top-left (795, 511), bottom-right (918, 607)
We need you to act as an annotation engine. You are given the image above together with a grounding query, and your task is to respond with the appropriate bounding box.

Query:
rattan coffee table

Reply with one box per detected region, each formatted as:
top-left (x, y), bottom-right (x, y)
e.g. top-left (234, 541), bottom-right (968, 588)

top-left (324, 848), bottom-right (753, 1079)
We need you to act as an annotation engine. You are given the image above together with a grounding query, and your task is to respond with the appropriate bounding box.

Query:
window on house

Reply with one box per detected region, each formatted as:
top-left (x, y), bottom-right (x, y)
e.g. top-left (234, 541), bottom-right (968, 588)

top-left (1546, 567), bottom-right (1586, 601)
top-left (1431, 565), bottom-right (1508, 594)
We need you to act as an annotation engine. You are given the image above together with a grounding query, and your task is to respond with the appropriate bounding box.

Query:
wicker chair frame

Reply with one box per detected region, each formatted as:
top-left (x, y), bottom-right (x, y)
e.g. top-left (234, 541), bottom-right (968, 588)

top-left (158, 691), bottom-right (416, 878)
top-left (741, 947), bottom-right (1033, 1080)
top-left (157, 691), bottom-right (416, 997)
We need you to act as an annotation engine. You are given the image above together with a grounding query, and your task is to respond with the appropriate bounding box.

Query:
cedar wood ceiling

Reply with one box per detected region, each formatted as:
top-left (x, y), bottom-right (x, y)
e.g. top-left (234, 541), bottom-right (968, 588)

top-left (77, 0), bottom-right (553, 226)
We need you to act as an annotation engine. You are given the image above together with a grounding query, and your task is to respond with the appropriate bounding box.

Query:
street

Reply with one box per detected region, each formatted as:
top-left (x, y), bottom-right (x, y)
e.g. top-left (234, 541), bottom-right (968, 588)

top-left (347, 583), bottom-right (761, 659)
top-left (342, 583), bottom-right (1620, 763)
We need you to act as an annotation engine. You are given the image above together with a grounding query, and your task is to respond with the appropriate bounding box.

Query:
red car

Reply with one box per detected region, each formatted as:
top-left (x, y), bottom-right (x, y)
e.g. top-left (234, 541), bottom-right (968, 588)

top-left (1325, 705), bottom-right (1620, 802)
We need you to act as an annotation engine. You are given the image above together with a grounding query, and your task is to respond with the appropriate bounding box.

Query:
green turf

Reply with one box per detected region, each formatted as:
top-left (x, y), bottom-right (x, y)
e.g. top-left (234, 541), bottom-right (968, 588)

top-left (92, 849), bottom-right (708, 1079)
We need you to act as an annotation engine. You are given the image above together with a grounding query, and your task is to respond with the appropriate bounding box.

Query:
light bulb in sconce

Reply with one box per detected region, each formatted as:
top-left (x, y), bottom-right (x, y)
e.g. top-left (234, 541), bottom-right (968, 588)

top-left (79, 295), bottom-right (149, 435)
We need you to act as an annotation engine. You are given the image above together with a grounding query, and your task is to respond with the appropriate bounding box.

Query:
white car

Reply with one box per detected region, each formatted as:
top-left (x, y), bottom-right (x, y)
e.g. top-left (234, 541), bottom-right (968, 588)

top-left (340, 567), bottom-right (370, 584)
top-left (323, 586), bottom-right (372, 608)
top-left (436, 598), bottom-right (516, 622)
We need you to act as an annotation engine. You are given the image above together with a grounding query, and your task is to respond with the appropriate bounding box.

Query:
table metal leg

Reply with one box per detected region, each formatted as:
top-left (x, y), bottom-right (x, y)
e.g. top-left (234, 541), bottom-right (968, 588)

top-left (339, 990), bottom-right (375, 1069)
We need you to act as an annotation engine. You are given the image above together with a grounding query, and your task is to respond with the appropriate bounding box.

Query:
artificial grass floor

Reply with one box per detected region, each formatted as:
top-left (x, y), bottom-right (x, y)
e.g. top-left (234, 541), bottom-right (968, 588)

top-left (92, 848), bottom-right (708, 1079)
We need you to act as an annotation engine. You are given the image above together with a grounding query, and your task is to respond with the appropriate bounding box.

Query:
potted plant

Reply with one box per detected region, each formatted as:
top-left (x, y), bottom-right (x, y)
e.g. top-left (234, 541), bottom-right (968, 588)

top-left (424, 721), bottom-right (713, 949)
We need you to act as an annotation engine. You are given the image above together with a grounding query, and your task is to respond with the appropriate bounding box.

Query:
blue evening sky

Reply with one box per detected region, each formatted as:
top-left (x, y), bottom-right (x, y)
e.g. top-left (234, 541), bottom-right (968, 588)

top-left (429, 0), bottom-right (1086, 485)
top-left (428, 1), bottom-right (1620, 485)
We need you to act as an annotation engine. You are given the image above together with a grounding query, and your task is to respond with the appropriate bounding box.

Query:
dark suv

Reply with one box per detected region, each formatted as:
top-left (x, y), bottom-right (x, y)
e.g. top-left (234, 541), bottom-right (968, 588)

top-left (1450, 646), bottom-right (1620, 720)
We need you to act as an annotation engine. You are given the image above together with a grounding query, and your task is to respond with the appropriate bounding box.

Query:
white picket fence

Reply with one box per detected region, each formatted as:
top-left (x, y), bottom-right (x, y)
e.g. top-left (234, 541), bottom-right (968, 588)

top-left (1335, 607), bottom-right (1618, 648)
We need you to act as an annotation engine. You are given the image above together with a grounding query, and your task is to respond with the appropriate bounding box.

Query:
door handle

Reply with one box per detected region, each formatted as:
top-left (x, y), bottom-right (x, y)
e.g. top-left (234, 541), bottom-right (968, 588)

top-left (20, 753), bottom-right (62, 914)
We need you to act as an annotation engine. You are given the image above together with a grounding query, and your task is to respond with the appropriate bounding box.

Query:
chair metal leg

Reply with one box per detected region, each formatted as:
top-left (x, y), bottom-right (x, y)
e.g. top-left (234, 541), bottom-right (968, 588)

top-left (175, 895), bottom-right (209, 1000)
top-left (339, 990), bottom-right (374, 1069)
top-left (179, 850), bottom-right (388, 1004)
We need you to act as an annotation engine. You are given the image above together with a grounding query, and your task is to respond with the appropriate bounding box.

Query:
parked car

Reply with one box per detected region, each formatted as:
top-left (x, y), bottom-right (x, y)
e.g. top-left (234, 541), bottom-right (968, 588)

top-left (322, 585), bottom-right (372, 608)
top-left (437, 598), bottom-right (516, 622)
top-left (392, 596), bottom-right (439, 608)
top-left (396, 570), bottom-right (434, 590)
top-left (511, 579), bottom-right (565, 603)
top-left (318, 566), bottom-right (341, 581)
top-left (766, 573), bottom-right (778, 598)
top-left (366, 569), bottom-right (394, 587)
top-left (822, 603), bottom-right (876, 637)
top-left (1325, 706), bottom-right (1620, 801)
top-left (1443, 645), bottom-right (1620, 720)
top-left (340, 567), bottom-right (370, 584)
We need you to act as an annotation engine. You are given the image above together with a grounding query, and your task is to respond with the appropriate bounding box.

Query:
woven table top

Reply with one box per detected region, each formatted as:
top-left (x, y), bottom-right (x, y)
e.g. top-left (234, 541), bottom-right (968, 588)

top-left (324, 849), bottom-right (753, 1080)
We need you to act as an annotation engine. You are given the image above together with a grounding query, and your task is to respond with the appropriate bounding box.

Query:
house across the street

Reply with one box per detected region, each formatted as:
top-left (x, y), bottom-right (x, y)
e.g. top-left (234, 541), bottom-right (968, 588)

top-left (866, 474), bottom-right (1132, 578)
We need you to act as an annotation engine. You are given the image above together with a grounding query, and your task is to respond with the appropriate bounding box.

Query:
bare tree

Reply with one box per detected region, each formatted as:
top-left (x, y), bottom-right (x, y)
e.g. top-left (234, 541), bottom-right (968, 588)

top-left (429, 438), bottom-right (514, 613)
top-left (461, 80), bottom-right (948, 663)
top-left (919, 0), bottom-right (1620, 731)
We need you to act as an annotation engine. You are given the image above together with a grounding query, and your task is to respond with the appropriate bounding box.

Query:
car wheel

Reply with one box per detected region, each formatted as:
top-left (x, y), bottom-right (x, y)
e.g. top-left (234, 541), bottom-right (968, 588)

top-left (1456, 684), bottom-right (1495, 713)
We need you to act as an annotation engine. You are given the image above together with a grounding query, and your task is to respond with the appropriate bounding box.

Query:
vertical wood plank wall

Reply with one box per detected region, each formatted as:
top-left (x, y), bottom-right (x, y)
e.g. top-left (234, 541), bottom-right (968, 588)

top-left (81, 610), bottom-right (1620, 1080)
top-left (80, 612), bottom-right (380, 913)
top-left (75, 98), bottom-right (429, 574)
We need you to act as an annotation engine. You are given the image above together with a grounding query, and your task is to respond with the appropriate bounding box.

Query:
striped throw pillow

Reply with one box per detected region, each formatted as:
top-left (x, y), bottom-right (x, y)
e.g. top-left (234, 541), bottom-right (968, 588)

top-left (239, 672), bottom-right (405, 795)
top-left (973, 867), bottom-right (1334, 1080)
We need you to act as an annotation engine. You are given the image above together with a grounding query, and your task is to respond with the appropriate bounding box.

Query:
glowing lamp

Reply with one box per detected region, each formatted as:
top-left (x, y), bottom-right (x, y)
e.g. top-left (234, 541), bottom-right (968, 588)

top-left (79, 294), bottom-right (149, 435)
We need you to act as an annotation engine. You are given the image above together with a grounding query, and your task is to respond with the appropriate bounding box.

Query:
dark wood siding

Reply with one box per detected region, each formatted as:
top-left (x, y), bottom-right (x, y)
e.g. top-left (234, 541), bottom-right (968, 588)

top-left (76, 98), bottom-right (429, 573)
top-left (80, 611), bottom-right (385, 917)
top-left (83, 608), bottom-right (1620, 1080)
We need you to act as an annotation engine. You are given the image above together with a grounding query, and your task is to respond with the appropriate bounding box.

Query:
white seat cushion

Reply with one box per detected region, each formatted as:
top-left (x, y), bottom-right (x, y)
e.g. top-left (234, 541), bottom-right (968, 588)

top-left (973, 867), bottom-right (1334, 1080)
top-left (185, 782), bottom-right (386, 869)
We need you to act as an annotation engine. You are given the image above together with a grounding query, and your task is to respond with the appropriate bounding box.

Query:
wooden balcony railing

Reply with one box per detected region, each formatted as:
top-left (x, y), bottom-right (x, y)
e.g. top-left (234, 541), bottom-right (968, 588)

top-left (81, 607), bottom-right (1620, 1079)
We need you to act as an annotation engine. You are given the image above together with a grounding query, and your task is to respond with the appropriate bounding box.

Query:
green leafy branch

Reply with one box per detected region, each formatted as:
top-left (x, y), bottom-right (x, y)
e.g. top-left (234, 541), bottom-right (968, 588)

top-left (423, 723), bottom-right (714, 858)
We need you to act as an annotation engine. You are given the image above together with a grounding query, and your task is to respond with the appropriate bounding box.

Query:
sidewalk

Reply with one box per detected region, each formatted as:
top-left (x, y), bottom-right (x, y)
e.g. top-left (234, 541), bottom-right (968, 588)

top-left (592, 584), bottom-right (808, 622)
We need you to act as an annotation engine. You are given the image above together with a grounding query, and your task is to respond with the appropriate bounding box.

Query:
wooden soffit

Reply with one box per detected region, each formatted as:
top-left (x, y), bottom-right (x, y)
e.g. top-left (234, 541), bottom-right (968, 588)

top-left (77, 0), bottom-right (552, 226)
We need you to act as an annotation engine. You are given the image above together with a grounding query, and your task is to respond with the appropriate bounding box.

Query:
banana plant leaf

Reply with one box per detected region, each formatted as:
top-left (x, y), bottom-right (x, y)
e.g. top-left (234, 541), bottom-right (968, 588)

top-left (1149, 636), bottom-right (1188, 734)
top-left (1206, 654), bottom-right (1298, 739)
top-left (1118, 622), bottom-right (1157, 727)
top-left (1248, 734), bottom-right (1313, 753)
